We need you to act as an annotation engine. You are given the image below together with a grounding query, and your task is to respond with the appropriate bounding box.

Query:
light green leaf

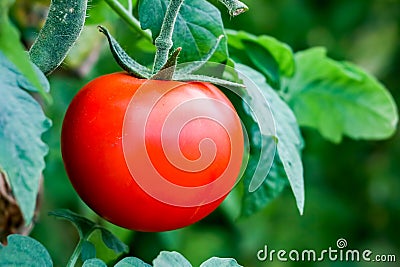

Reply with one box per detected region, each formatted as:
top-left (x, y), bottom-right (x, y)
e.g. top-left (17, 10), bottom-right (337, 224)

top-left (236, 63), bottom-right (304, 214)
top-left (115, 257), bottom-right (152, 267)
top-left (0, 235), bottom-right (53, 267)
top-left (82, 258), bottom-right (107, 267)
top-left (139, 0), bottom-right (228, 63)
top-left (284, 47), bottom-right (398, 143)
top-left (153, 251), bottom-right (192, 267)
top-left (227, 30), bottom-right (295, 83)
top-left (0, 52), bottom-right (50, 223)
top-left (200, 257), bottom-right (243, 267)
top-left (0, 0), bottom-right (48, 97)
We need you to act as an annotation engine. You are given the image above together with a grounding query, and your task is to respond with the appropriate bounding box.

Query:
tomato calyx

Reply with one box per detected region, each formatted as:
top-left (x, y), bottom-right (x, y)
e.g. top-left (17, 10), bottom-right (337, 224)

top-left (98, 0), bottom-right (245, 88)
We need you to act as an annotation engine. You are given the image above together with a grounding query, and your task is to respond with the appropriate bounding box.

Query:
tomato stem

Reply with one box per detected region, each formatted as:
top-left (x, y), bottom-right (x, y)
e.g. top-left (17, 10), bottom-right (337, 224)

top-left (152, 47), bottom-right (182, 80)
top-left (218, 0), bottom-right (249, 16)
top-left (29, 0), bottom-right (88, 75)
top-left (66, 237), bottom-right (85, 267)
top-left (152, 0), bottom-right (185, 74)
top-left (104, 0), bottom-right (152, 43)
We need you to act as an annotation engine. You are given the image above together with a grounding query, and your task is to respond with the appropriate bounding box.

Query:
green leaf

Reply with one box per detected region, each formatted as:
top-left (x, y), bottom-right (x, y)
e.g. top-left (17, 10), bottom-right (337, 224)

top-left (0, 0), bottom-right (48, 97)
top-left (49, 209), bottom-right (129, 254)
top-left (0, 235), bottom-right (53, 267)
top-left (200, 257), bottom-right (243, 267)
top-left (284, 47), bottom-right (398, 143)
top-left (227, 30), bottom-right (295, 85)
top-left (99, 227), bottom-right (129, 254)
top-left (81, 241), bottom-right (96, 262)
top-left (139, 0), bottom-right (228, 63)
top-left (241, 156), bottom-right (289, 217)
top-left (82, 258), bottom-right (107, 267)
top-left (153, 251), bottom-right (192, 267)
top-left (236, 63), bottom-right (304, 214)
top-left (115, 257), bottom-right (152, 267)
top-left (49, 209), bottom-right (96, 238)
top-left (0, 52), bottom-right (50, 223)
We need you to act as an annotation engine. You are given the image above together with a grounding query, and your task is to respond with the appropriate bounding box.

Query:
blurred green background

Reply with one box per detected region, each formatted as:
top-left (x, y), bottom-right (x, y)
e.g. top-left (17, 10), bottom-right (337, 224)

top-left (10, 0), bottom-right (400, 266)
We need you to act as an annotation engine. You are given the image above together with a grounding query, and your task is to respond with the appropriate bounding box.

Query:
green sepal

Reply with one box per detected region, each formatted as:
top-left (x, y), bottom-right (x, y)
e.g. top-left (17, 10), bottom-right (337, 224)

top-left (98, 25), bottom-right (152, 79)
top-left (218, 0), bottom-right (248, 16)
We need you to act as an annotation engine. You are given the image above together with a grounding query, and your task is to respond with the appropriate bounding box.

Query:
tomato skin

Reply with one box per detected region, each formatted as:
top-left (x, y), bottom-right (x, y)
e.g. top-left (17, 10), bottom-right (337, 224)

top-left (61, 73), bottom-right (244, 232)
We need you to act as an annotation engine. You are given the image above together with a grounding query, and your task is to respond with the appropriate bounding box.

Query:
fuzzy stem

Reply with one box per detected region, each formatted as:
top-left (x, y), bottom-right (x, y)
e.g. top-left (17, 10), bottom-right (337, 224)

top-left (104, 0), bottom-right (152, 42)
top-left (152, 0), bottom-right (185, 73)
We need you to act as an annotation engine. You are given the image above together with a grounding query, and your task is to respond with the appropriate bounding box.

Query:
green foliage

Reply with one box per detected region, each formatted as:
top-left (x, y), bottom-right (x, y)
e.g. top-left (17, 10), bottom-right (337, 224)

top-left (139, 0), bottom-right (228, 63)
top-left (200, 257), bottom-right (242, 267)
top-left (0, 0), bottom-right (48, 97)
top-left (0, 235), bottom-right (53, 267)
top-left (152, 251), bottom-right (192, 267)
top-left (283, 47), bottom-right (398, 143)
top-left (227, 30), bottom-right (295, 87)
top-left (114, 257), bottom-right (151, 267)
top-left (2, 1), bottom-right (400, 267)
top-left (49, 209), bottom-right (129, 254)
top-left (82, 258), bottom-right (107, 267)
top-left (0, 52), bottom-right (50, 224)
top-left (236, 63), bottom-right (304, 214)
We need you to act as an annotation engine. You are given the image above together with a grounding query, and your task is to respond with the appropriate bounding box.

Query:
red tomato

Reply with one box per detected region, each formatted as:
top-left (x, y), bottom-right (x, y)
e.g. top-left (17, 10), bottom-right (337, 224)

top-left (61, 73), bottom-right (244, 231)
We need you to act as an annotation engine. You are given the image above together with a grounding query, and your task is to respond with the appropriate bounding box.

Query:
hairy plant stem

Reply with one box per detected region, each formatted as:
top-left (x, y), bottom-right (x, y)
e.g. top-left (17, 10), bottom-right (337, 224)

top-left (104, 0), bottom-right (152, 42)
top-left (152, 0), bottom-right (185, 73)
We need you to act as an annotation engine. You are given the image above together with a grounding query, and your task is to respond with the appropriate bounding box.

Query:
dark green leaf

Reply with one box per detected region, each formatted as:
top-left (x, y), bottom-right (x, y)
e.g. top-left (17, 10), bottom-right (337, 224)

top-left (115, 257), bottom-right (152, 267)
top-left (49, 209), bottom-right (129, 255)
top-left (49, 209), bottom-right (96, 238)
top-left (236, 63), bottom-right (304, 214)
top-left (139, 0), bottom-right (228, 63)
top-left (0, 52), bottom-right (50, 223)
top-left (200, 257), bottom-right (243, 267)
top-left (284, 47), bottom-right (398, 143)
top-left (0, 235), bottom-right (52, 267)
top-left (81, 241), bottom-right (96, 262)
top-left (153, 251), bottom-right (192, 267)
top-left (99, 227), bottom-right (129, 254)
top-left (82, 258), bottom-right (107, 267)
top-left (0, 0), bottom-right (48, 97)
top-left (241, 156), bottom-right (289, 217)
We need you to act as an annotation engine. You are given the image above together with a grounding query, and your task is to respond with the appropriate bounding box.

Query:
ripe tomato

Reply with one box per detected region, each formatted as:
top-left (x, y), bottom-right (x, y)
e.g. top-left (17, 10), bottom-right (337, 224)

top-left (61, 73), bottom-right (244, 231)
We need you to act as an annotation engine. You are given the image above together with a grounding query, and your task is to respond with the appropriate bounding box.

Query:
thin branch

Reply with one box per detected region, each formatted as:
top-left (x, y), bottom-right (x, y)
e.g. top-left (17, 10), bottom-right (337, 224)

top-left (104, 0), bottom-right (152, 42)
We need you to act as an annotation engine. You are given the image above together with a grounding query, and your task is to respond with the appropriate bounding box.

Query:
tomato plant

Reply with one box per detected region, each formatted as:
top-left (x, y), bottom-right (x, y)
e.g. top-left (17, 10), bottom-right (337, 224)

top-left (61, 73), bottom-right (244, 231)
top-left (0, 0), bottom-right (399, 266)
